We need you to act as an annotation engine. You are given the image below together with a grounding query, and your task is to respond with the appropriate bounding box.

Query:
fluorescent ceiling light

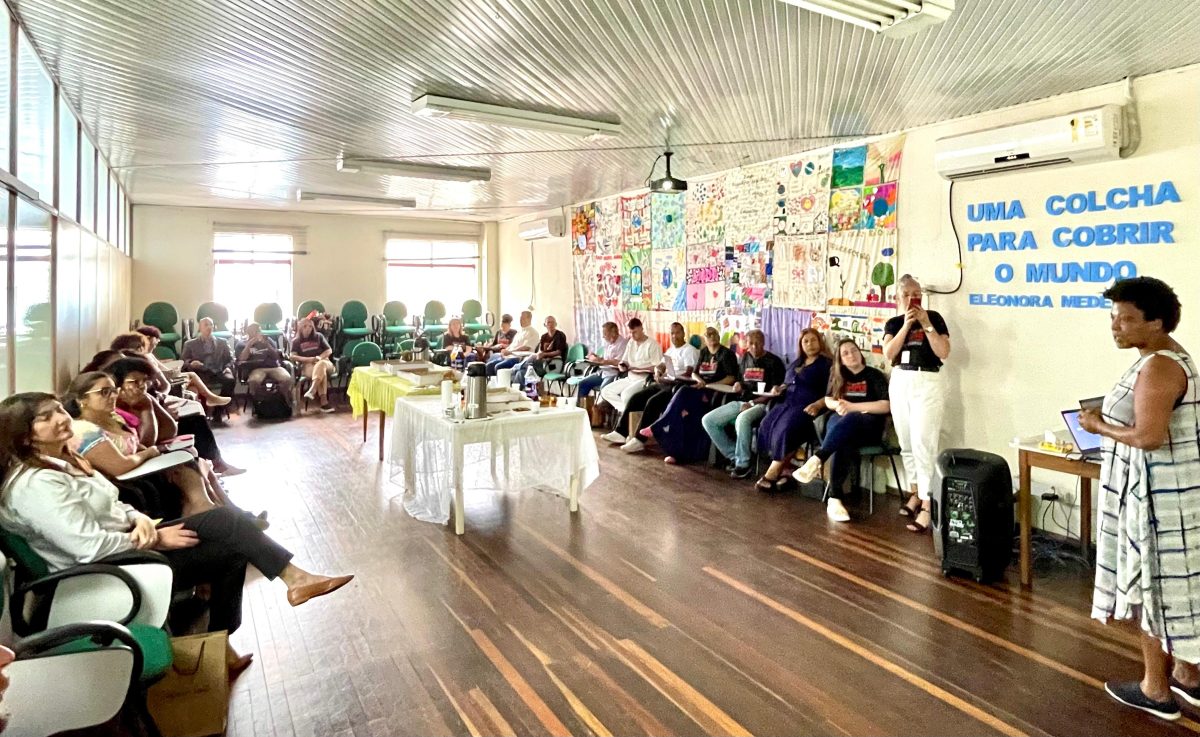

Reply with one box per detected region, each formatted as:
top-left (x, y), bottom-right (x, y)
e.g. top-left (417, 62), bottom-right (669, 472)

top-left (411, 93), bottom-right (622, 139)
top-left (780, 0), bottom-right (954, 38)
top-left (297, 191), bottom-right (417, 208)
top-left (337, 156), bottom-right (491, 183)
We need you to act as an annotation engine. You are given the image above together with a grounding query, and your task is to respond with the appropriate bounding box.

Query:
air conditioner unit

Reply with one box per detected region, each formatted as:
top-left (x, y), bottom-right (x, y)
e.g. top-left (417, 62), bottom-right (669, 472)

top-left (517, 215), bottom-right (565, 240)
top-left (934, 104), bottom-right (1124, 180)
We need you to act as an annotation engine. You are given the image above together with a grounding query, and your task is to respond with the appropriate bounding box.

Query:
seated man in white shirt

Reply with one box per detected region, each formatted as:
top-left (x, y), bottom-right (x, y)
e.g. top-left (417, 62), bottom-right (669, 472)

top-left (574, 322), bottom-right (628, 399)
top-left (600, 321), bottom-right (699, 444)
top-left (487, 310), bottom-right (541, 376)
top-left (597, 318), bottom-right (663, 416)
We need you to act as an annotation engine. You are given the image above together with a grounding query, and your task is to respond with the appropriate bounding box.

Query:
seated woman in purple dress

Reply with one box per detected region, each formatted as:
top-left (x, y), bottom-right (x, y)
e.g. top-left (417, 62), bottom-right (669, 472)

top-left (792, 339), bottom-right (891, 522)
top-left (754, 328), bottom-right (832, 491)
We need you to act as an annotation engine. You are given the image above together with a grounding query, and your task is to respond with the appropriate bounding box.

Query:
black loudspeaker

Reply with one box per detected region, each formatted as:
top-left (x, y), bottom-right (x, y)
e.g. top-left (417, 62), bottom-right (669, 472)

top-left (930, 449), bottom-right (1014, 582)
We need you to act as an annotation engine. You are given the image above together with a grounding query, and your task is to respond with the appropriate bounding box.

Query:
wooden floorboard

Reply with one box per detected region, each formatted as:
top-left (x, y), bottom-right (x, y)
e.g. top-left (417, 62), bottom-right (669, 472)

top-left (204, 406), bottom-right (1194, 737)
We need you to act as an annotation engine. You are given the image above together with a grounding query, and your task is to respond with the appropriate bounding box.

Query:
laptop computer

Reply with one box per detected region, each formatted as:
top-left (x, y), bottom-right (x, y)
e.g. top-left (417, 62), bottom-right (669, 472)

top-left (1061, 408), bottom-right (1103, 459)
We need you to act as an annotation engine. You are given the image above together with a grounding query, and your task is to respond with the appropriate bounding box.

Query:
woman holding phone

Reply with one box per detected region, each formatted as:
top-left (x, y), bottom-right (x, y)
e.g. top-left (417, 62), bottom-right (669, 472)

top-left (883, 274), bottom-right (951, 533)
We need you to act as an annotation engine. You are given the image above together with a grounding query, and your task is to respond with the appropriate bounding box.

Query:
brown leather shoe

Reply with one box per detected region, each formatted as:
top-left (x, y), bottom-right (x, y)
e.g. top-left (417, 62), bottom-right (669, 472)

top-left (287, 574), bottom-right (354, 607)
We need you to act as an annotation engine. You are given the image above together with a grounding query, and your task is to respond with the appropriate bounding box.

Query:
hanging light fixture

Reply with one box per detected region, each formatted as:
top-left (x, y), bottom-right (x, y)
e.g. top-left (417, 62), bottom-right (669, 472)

top-left (779, 0), bottom-right (954, 38)
top-left (649, 151), bottom-right (687, 193)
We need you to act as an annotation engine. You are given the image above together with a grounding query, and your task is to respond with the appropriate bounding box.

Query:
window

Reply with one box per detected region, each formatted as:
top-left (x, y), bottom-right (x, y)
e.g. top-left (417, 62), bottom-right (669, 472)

top-left (212, 226), bottom-right (300, 325)
top-left (96, 161), bottom-right (108, 240)
top-left (17, 30), bottom-right (55, 201)
top-left (385, 236), bottom-right (480, 316)
top-left (13, 198), bottom-right (52, 392)
top-left (58, 99), bottom-right (78, 220)
top-left (80, 136), bottom-right (95, 230)
top-left (108, 172), bottom-right (118, 245)
top-left (0, 11), bottom-right (9, 173)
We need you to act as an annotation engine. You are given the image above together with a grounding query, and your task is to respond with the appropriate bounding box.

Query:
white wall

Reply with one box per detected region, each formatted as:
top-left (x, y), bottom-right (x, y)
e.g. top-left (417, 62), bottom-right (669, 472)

top-left (495, 220), bottom-right (576, 338)
top-left (131, 206), bottom-right (484, 324)
top-left (495, 63), bottom-right (1200, 536)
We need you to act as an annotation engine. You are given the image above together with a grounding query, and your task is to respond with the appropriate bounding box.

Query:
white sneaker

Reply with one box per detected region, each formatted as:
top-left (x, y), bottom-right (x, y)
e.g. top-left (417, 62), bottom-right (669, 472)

top-left (792, 455), bottom-right (822, 484)
top-left (620, 438), bottom-right (645, 453)
top-left (601, 431), bottom-right (626, 444)
top-left (826, 498), bottom-right (851, 523)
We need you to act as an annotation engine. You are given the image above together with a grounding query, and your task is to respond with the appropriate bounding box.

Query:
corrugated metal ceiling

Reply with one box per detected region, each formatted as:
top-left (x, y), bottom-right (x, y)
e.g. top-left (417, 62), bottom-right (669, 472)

top-left (11, 0), bottom-right (1200, 219)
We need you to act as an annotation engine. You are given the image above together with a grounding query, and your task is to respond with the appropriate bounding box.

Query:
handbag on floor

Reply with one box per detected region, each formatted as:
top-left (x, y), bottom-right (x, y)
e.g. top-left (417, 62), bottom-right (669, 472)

top-left (146, 631), bottom-right (230, 737)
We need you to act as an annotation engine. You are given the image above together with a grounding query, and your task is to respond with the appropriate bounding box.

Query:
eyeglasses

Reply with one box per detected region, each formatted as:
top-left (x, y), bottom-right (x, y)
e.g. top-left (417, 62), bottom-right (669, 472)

top-left (85, 387), bottom-right (119, 398)
top-left (121, 378), bottom-right (148, 389)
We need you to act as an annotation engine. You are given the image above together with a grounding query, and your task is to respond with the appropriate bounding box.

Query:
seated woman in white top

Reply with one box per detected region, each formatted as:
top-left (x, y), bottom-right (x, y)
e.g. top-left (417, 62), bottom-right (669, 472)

top-left (62, 371), bottom-right (244, 520)
top-left (0, 392), bottom-right (354, 645)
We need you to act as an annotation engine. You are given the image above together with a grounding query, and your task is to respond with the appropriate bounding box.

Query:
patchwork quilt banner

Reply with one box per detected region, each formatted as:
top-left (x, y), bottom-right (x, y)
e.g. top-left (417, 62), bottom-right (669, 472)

top-left (620, 193), bottom-right (652, 310)
top-left (685, 176), bottom-right (726, 246)
top-left (686, 242), bottom-right (726, 311)
top-left (771, 234), bottom-right (827, 310)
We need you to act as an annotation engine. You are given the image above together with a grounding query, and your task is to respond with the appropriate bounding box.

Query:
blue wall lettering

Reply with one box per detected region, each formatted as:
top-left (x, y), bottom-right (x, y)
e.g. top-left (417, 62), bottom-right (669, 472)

top-left (1045, 181), bottom-right (1181, 215)
top-left (994, 263), bottom-right (1014, 283)
top-left (967, 231), bottom-right (1039, 252)
top-left (967, 200), bottom-right (1027, 221)
top-left (1026, 260), bottom-right (1137, 284)
top-left (1051, 221), bottom-right (1174, 247)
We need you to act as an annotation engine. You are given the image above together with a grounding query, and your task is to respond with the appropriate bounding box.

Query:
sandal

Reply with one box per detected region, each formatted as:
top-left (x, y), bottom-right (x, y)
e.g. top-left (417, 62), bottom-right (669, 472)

top-left (755, 476), bottom-right (777, 491)
top-left (907, 508), bottom-right (931, 533)
top-left (899, 494), bottom-right (922, 517)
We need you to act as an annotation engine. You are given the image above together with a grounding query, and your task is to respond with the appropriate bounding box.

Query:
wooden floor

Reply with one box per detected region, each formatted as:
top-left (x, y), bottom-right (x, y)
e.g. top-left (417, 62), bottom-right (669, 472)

top-left (208, 406), bottom-right (1192, 737)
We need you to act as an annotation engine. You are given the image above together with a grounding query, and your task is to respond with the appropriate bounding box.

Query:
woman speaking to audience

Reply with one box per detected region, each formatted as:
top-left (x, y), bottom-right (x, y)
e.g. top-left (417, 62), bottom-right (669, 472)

top-left (882, 274), bottom-right (950, 534)
top-left (1076, 277), bottom-right (1200, 722)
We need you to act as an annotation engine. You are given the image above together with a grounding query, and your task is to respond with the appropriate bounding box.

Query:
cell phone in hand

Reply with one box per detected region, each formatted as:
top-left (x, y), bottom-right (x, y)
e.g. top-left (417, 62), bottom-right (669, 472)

top-left (910, 296), bottom-right (922, 309)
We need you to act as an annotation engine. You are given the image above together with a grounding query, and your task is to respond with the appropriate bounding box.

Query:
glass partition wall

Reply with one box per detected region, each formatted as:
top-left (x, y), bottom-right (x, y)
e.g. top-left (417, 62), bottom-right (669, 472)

top-left (0, 6), bottom-right (133, 394)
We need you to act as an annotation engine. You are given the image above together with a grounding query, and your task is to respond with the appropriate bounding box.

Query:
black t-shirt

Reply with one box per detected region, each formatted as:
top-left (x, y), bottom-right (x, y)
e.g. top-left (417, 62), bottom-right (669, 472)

top-left (696, 346), bottom-right (739, 383)
top-left (738, 351), bottom-right (786, 400)
top-left (884, 310), bottom-right (949, 369)
top-left (237, 337), bottom-right (281, 370)
top-left (838, 365), bottom-right (889, 403)
top-left (442, 333), bottom-right (471, 349)
top-left (492, 328), bottom-right (517, 348)
top-left (291, 332), bottom-right (332, 358)
top-left (539, 330), bottom-right (568, 357)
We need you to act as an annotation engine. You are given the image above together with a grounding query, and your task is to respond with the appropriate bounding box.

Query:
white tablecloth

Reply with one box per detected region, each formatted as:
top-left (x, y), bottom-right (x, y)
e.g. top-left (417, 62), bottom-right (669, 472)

top-left (389, 396), bottom-right (600, 533)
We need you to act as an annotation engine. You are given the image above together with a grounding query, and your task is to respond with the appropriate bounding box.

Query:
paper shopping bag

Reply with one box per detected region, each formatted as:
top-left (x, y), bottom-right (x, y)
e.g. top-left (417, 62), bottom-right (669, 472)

top-left (146, 631), bottom-right (229, 737)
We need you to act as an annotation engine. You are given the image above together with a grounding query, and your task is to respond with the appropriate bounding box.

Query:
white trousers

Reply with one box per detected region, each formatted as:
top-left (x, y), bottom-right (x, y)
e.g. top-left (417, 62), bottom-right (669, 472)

top-left (889, 368), bottom-right (947, 501)
top-left (599, 375), bottom-right (648, 415)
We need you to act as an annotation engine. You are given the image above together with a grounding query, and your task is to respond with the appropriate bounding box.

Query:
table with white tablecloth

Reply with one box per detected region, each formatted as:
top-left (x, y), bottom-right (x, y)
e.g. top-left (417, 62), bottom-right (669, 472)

top-left (389, 396), bottom-right (600, 534)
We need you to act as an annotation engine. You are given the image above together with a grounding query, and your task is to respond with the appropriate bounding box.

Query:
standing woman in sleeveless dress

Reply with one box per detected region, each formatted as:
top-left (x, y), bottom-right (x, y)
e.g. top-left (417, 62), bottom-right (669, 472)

top-left (1078, 277), bottom-right (1200, 722)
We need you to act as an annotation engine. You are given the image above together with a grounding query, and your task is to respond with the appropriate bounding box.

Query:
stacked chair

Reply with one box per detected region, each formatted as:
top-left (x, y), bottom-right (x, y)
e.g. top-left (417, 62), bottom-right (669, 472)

top-left (139, 302), bottom-right (183, 358)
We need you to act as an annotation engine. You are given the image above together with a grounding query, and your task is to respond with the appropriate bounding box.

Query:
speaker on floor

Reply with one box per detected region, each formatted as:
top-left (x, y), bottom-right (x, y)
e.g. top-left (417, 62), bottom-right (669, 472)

top-left (930, 449), bottom-right (1014, 583)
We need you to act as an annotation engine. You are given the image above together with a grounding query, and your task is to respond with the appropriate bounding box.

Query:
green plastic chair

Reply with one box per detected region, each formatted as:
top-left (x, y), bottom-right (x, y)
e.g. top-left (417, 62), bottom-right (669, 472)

top-left (0, 529), bottom-right (173, 683)
top-left (253, 302), bottom-right (285, 338)
top-left (195, 302), bottom-right (233, 339)
top-left (544, 343), bottom-right (587, 395)
top-left (383, 301), bottom-right (415, 336)
top-left (152, 345), bottom-right (176, 361)
top-left (296, 299), bottom-right (325, 318)
top-left (339, 301), bottom-right (371, 338)
top-left (141, 302), bottom-right (181, 356)
top-left (688, 334), bottom-right (703, 349)
top-left (462, 299), bottom-right (489, 331)
top-left (350, 341), bottom-right (384, 367)
top-left (421, 300), bottom-right (448, 339)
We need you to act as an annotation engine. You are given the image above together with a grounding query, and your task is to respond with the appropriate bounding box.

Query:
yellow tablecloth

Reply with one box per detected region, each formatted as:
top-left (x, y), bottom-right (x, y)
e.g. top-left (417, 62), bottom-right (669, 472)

top-left (347, 367), bottom-right (447, 418)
